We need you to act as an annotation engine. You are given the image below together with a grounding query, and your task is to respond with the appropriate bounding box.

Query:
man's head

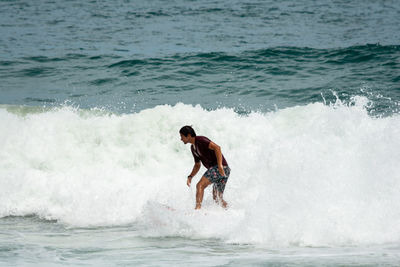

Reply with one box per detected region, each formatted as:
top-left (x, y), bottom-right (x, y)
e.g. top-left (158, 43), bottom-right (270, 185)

top-left (180, 125), bottom-right (196, 144)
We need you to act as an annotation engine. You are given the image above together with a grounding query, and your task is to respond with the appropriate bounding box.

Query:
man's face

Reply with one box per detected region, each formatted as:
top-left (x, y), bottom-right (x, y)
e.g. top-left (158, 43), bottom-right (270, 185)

top-left (180, 133), bottom-right (190, 144)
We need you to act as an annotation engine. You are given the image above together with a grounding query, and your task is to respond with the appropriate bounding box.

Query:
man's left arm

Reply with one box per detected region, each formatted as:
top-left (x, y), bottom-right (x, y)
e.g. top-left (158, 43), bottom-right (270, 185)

top-left (209, 141), bottom-right (226, 177)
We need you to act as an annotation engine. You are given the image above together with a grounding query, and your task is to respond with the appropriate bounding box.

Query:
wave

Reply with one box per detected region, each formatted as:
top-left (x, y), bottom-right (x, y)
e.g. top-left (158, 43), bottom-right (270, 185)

top-left (5, 44), bottom-right (396, 70)
top-left (2, 44), bottom-right (398, 117)
top-left (104, 44), bottom-right (400, 67)
top-left (1, 98), bottom-right (400, 247)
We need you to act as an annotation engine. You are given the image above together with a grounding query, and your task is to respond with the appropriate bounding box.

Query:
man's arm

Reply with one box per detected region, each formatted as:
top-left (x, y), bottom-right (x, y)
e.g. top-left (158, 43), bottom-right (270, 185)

top-left (209, 141), bottom-right (226, 177)
top-left (187, 162), bottom-right (201, 187)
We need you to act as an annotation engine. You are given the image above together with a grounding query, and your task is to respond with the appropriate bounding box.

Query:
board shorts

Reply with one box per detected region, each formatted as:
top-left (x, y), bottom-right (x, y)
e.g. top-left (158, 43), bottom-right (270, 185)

top-left (203, 165), bottom-right (231, 193)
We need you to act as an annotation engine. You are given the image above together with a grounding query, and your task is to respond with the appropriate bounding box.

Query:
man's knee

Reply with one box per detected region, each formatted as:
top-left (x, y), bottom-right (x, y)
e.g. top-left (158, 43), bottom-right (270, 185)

top-left (196, 177), bottom-right (210, 191)
top-left (196, 182), bottom-right (202, 191)
top-left (196, 181), bottom-right (207, 191)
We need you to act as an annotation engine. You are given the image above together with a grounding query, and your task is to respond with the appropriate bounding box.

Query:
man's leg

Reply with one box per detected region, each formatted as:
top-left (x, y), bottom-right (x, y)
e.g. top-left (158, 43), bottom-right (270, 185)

top-left (217, 191), bottom-right (228, 209)
top-left (213, 186), bottom-right (228, 208)
top-left (195, 176), bottom-right (212, 209)
top-left (212, 185), bottom-right (218, 203)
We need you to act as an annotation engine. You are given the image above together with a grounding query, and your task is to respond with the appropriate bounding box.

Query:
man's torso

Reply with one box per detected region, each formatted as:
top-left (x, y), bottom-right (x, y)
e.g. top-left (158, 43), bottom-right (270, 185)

top-left (191, 136), bottom-right (228, 169)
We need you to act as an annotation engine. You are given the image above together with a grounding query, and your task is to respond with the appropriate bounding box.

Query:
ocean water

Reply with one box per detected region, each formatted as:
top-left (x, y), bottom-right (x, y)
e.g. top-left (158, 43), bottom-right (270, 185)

top-left (1, 0), bottom-right (400, 266)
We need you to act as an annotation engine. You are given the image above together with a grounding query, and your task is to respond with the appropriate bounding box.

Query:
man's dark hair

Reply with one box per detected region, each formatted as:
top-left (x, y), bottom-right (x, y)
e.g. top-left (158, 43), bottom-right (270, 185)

top-left (179, 125), bottom-right (196, 137)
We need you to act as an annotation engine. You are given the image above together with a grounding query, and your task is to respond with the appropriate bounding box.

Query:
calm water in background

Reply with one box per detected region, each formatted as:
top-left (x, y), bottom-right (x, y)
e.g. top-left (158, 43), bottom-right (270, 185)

top-left (1, 0), bottom-right (400, 266)
top-left (1, 0), bottom-right (400, 114)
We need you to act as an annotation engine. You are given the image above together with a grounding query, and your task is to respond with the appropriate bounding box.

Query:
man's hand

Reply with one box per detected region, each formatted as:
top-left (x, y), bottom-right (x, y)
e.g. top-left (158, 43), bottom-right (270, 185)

top-left (218, 165), bottom-right (226, 177)
top-left (187, 176), bottom-right (192, 187)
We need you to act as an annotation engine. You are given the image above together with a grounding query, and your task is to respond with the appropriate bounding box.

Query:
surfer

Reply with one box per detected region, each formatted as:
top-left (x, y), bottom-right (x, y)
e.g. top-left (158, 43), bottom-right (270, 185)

top-left (179, 126), bottom-right (231, 210)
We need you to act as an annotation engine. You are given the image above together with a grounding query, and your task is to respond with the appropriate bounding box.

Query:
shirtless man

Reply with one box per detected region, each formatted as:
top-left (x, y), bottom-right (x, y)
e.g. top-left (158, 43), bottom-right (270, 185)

top-left (179, 126), bottom-right (231, 209)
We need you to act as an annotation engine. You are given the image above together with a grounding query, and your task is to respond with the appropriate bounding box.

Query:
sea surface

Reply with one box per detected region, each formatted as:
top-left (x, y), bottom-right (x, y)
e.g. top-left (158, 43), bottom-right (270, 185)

top-left (1, 0), bottom-right (400, 266)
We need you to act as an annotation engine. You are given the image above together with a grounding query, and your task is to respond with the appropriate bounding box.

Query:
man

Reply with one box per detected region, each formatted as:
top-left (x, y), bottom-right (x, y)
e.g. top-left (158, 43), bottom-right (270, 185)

top-left (179, 126), bottom-right (231, 210)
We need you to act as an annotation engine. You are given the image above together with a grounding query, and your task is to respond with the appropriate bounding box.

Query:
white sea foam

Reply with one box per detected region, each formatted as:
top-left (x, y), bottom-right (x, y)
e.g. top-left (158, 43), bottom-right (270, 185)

top-left (1, 99), bottom-right (400, 247)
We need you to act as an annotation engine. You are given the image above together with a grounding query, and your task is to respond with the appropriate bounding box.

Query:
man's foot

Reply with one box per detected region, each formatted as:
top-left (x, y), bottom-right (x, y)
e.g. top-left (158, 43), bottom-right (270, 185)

top-left (221, 200), bottom-right (228, 209)
top-left (195, 203), bottom-right (201, 210)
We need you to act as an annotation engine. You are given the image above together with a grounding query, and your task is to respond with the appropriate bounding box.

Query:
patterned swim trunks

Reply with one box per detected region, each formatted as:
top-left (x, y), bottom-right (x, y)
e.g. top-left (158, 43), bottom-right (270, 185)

top-left (203, 165), bottom-right (231, 193)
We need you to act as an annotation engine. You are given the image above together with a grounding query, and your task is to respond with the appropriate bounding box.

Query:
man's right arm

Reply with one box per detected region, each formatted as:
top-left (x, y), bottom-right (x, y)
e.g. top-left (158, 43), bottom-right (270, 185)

top-left (187, 162), bottom-right (201, 187)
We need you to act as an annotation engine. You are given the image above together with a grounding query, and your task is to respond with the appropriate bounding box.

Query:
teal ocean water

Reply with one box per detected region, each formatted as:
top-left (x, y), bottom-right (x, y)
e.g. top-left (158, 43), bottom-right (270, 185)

top-left (1, 0), bottom-right (400, 266)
